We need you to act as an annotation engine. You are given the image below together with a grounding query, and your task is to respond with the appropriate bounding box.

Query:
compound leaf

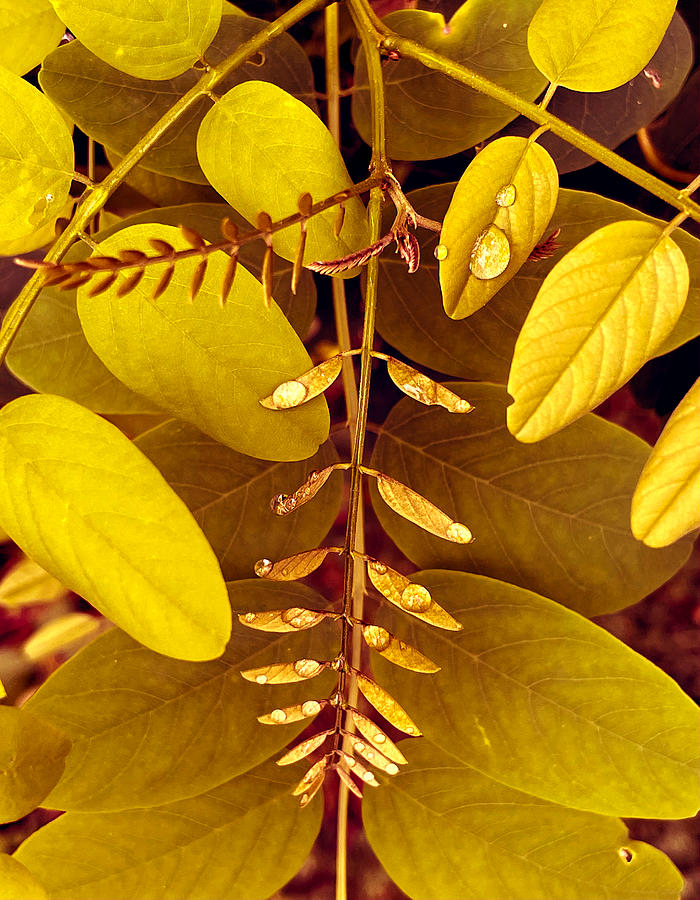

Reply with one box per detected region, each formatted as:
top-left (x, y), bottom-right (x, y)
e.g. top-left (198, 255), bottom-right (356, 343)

top-left (0, 0), bottom-right (64, 76)
top-left (0, 394), bottom-right (231, 661)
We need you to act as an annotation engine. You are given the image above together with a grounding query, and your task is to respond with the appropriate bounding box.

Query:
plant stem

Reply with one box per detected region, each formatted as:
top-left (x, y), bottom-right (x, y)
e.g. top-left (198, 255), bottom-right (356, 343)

top-left (0, 0), bottom-right (329, 366)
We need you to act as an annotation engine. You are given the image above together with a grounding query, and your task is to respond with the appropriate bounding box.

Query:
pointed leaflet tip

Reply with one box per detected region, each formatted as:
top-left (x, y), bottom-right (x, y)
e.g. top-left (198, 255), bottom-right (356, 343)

top-left (386, 358), bottom-right (473, 413)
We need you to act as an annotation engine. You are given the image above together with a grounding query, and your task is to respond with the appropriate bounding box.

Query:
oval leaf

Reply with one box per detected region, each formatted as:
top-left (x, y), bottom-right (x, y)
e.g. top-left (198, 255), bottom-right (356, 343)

top-left (76, 224), bottom-right (329, 462)
top-left (375, 473), bottom-right (473, 544)
top-left (260, 355), bottom-right (343, 409)
top-left (507, 221), bottom-right (689, 442)
top-left (374, 571), bottom-right (700, 818)
top-left (276, 730), bottom-right (331, 766)
top-left (350, 711), bottom-right (407, 766)
top-left (0, 394), bottom-right (231, 661)
top-left (241, 659), bottom-right (327, 685)
top-left (366, 559), bottom-right (462, 632)
top-left (0, 0), bottom-right (64, 76)
top-left (357, 674), bottom-right (422, 737)
top-left (631, 378), bottom-right (700, 547)
top-left (528, 0), bottom-right (676, 92)
top-left (238, 607), bottom-right (332, 633)
top-left (440, 137), bottom-right (558, 319)
top-left (257, 699), bottom-right (326, 726)
top-left (0, 854), bottom-right (48, 900)
top-left (362, 624), bottom-right (440, 674)
top-left (370, 383), bottom-right (691, 616)
top-left (197, 81), bottom-right (369, 264)
top-left (48, 0), bottom-right (221, 80)
top-left (386, 359), bottom-right (473, 413)
top-left (253, 547), bottom-right (340, 582)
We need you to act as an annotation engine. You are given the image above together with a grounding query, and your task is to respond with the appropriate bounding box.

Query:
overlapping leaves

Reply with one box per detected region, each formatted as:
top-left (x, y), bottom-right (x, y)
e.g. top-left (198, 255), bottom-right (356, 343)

top-left (0, 0), bottom-right (64, 76)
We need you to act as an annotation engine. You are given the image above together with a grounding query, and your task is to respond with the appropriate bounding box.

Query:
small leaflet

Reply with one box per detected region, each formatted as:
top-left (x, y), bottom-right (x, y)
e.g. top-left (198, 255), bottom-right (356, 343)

top-left (238, 607), bottom-right (331, 633)
top-left (270, 466), bottom-right (340, 517)
top-left (366, 559), bottom-right (463, 632)
top-left (357, 674), bottom-right (422, 736)
top-left (277, 729), bottom-right (332, 766)
top-left (341, 753), bottom-right (379, 787)
top-left (257, 699), bottom-right (325, 725)
top-left (387, 359), bottom-right (473, 414)
top-left (292, 756), bottom-right (328, 796)
top-left (350, 737), bottom-right (400, 776)
top-left (336, 763), bottom-right (363, 798)
top-left (253, 547), bottom-right (340, 581)
top-left (375, 474), bottom-right (473, 544)
top-left (362, 624), bottom-right (440, 674)
top-left (350, 710), bottom-right (407, 765)
top-left (241, 658), bottom-right (327, 684)
top-left (259, 356), bottom-right (343, 409)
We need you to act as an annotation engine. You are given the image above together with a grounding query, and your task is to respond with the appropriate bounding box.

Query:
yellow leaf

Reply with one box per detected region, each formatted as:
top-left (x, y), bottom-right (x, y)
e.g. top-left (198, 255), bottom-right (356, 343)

top-left (0, 556), bottom-right (68, 608)
top-left (253, 547), bottom-right (341, 580)
top-left (362, 624), bottom-right (440, 674)
top-left (350, 710), bottom-right (407, 766)
top-left (366, 559), bottom-right (462, 631)
top-left (260, 355), bottom-right (343, 409)
top-left (374, 473), bottom-right (472, 543)
top-left (276, 730), bottom-right (332, 766)
top-left (270, 465), bottom-right (344, 516)
top-left (241, 658), bottom-right (327, 685)
top-left (22, 613), bottom-right (101, 661)
top-left (257, 699), bottom-right (325, 725)
top-left (291, 757), bottom-right (328, 797)
top-left (348, 735), bottom-right (400, 776)
top-left (238, 607), bottom-right (332, 633)
top-left (386, 359), bottom-right (473, 413)
top-left (357, 674), bottom-right (422, 736)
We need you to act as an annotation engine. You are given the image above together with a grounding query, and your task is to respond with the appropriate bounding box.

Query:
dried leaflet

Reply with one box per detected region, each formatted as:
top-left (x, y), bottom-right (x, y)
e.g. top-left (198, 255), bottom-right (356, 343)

top-left (241, 658), bottom-right (327, 685)
top-left (387, 359), bottom-right (473, 414)
top-left (350, 738), bottom-right (400, 776)
top-left (276, 730), bottom-right (332, 766)
top-left (260, 356), bottom-right (344, 409)
top-left (350, 710), bottom-right (407, 765)
top-left (270, 466), bottom-right (341, 516)
top-left (253, 547), bottom-right (340, 581)
top-left (238, 607), bottom-right (331, 633)
top-left (357, 674), bottom-right (422, 736)
top-left (374, 474), bottom-right (473, 544)
top-left (362, 624), bottom-right (440, 674)
top-left (366, 559), bottom-right (462, 631)
top-left (257, 699), bottom-right (325, 725)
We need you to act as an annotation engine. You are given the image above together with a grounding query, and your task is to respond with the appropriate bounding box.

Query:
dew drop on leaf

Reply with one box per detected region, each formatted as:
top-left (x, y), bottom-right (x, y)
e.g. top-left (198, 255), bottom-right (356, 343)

top-left (293, 658), bottom-right (323, 678)
top-left (400, 583), bottom-right (432, 613)
top-left (254, 558), bottom-right (274, 577)
top-left (469, 224), bottom-right (511, 279)
top-left (362, 625), bottom-right (392, 652)
top-left (256, 674), bottom-right (268, 684)
top-left (446, 522), bottom-right (472, 543)
top-left (270, 708), bottom-right (287, 724)
top-left (495, 183), bottom-right (517, 207)
top-left (301, 700), bottom-right (322, 716)
top-left (434, 244), bottom-right (448, 261)
top-left (271, 380), bottom-right (308, 409)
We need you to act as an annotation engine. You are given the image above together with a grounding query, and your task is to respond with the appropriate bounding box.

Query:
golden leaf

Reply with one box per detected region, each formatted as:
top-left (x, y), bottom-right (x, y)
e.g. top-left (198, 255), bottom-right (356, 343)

top-left (257, 699), bottom-right (325, 725)
top-left (270, 465), bottom-right (343, 517)
top-left (276, 729), bottom-right (332, 766)
top-left (386, 358), bottom-right (473, 414)
top-left (260, 356), bottom-right (344, 410)
top-left (292, 756), bottom-right (328, 796)
top-left (350, 736), bottom-right (400, 776)
top-left (366, 559), bottom-right (462, 632)
top-left (350, 710), bottom-right (407, 765)
top-left (238, 607), bottom-right (331, 633)
top-left (357, 674), bottom-right (422, 736)
top-left (240, 658), bottom-right (327, 685)
top-left (362, 624), bottom-right (440, 674)
top-left (219, 251), bottom-right (238, 306)
top-left (340, 753), bottom-right (379, 787)
top-left (253, 547), bottom-right (340, 581)
top-left (189, 258), bottom-right (207, 302)
top-left (375, 473), bottom-right (473, 544)
top-left (336, 763), bottom-right (363, 798)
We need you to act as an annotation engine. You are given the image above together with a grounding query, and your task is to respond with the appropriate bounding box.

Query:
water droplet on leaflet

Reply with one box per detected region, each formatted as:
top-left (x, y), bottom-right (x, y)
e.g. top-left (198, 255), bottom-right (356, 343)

top-left (386, 763), bottom-right (399, 775)
top-left (294, 658), bottom-right (322, 678)
top-left (354, 742), bottom-right (366, 753)
top-left (373, 733), bottom-right (386, 744)
top-left (434, 244), bottom-right (448, 261)
top-left (446, 522), bottom-right (472, 543)
top-left (400, 583), bottom-right (432, 613)
top-left (369, 560), bottom-right (387, 575)
top-left (495, 183), bottom-right (516, 207)
top-left (243, 612), bottom-right (256, 623)
top-left (363, 625), bottom-right (392, 652)
top-left (254, 558), bottom-right (273, 577)
top-left (301, 700), bottom-right (321, 716)
top-left (270, 708), bottom-right (287, 723)
top-left (271, 380), bottom-right (307, 409)
top-left (256, 674), bottom-right (268, 684)
top-left (469, 225), bottom-right (510, 279)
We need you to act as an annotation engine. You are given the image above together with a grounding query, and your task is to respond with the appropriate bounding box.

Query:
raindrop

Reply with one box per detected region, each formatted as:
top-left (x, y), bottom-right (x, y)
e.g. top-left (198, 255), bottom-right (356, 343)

top-left (45, 192), bottom-right (54, 203)
top-left (255, 674), bottom-right (268, 684)
top-left (294, 658), bottom-right (321, 678)
top-left (354, 741), bottom-right (366, 753)
top-left (469, 225), bottom-right (510, 279)
top-left (362, 771), bottom-right (376, 783)
top-left (502, 22), bottom-right (508, 28)
top-left (363, 625), bottom-right (392, 652)
top-left (270, 493), bottom-right (297, 516)
top-left (618, 847), bottom-right (633, 863)
top-left (243, 612), bottom-right (257, 623)
top-left (434, 244), bottom-right (448, 261)
top-left (446, 522), bottom-right (472, 543)
top-left (254, 558), bottom-right (273, 577)
top-left (400, 583), bottom-right (432, 613)
top-left (373, 733), bottom-right (386, 744)
top-left (369, 560), bottom-right (387, 575)
top-left (386, 763), bottom-right (399, 775)
top-left (365, 749), bottom-right (375, 760)
top-left (301, 700), bottom-right (321, 716)
top-left (270, 708), bottom-right (287, 723)
top-left (643, 66), bottom-right (662, 89)
top-left (406, 726), bottom-right (416, 735)
top-left (271, 379), bottom-right (307, 408)
top-left (495, 183), bottom-right (516, 207)
top-left (300, 792), bottom-right (309, 805)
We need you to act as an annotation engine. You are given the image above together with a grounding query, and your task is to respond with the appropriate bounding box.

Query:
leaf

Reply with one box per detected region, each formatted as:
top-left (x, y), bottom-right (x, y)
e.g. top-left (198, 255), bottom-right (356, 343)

top-left (14, 758), bottom-right (322, 900)
top-left (370, 383), bottom-right (691, 617)
top-left (291, 756), bottom-right (329, 800)
top-left (0, 394), bottom-right (231, 661)
top-left (0, 555), bottom-right (69, 608)
top-left (439, 137), bottom-right (559, 319)
top-left (76, 224), bottom-right (329, 462)
top-left (376, 188), bottom-right (700, 384)
top-left (527, 0), bottom-right (676, 92)
top-left (135, 421), bottom-right (341, 581)
top-left (253, 547), bottom-right (340, 582)
top-left (25, 581), bottom-right (337, 812)
top-left (22, 613), bottom-right (101, 661)
top-left (39, 13), bottom-right (317, 183)
top-left (364, 739), bottom-right (685, 900)
top-left (0, 0), bottom-right (64, 76)
top-left (239, 607), bottom-right (333, 633)
top-left (372, 571), bottom-right (700, 818)
top-left (48, 0), bottom-right (221, 80)
top-left (366, 559), bottom-right (462, 631)
top-left (351, 1), bottom-right (547, 160)
top-left (260, 355), bottom-right (343, 409)
top-left (386, 359), bottom-right (473, 413)
top-left (257, 699), bottom-right (325, 726)
top-left (241, 659), bottom-right (328, 685)
top-left (374, 473), bottom-right (473, 544)
top-left (276, 730), bottom-right (331, 766)
top-left (197, 81), bottom-right (370, 265)
top-left (0, 67), bottom-right (73, 242)
top-left (631, 378), bottom-right (700, 548)
top-left (0, 706), bottom-right (70, 823)
top-left (350, 711), bottom-right (407, 766)
top-left (347, 737), bottom-right (399, 776)
top-left (357, 674), bottom-right (422, 737)
top-left (507, 221), bottom-right (689, 442)
top-left (0, 854), bottom-right (48, 900)
top-left (269, 464), bottom-right (341, 517)
top-left (362, 624), bottom-right (440, 674)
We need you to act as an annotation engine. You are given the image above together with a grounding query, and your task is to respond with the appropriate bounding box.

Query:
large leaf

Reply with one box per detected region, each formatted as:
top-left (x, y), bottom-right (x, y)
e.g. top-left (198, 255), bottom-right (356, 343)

top-left (364, 740), bottom-right (684, 900)
top-left (48, 0), bottom-right (221, 80)
top-left (26, 580), bottom-right (337, 811)
top-left (0, 854), bottom-right (48, 900)
top-left (0, 67), bottom-right (73, 242)
top-left (370, 383), bottom-right (691, 616)
top-left (352, 1), bottom-right (547, 160)
top-left (76, 224), bottom-right (329, 461)
top-left (376, 188), bottom-right (700, 383)
top-left (0, 0), bottom-right (64, 76)
top-left (0, 706), bottom-right (70, 823)
top-left (507, 221), bottom-right (689, 442)
top-left (528, 0), bottom-right (676, 92)
top-left (440, 137), bottom-right (558, 319)
top-left (0, 394), bottom-right (231, 660)
top-left (197, 81), bottom-right (369, 265)
top-left (39, 13), bottom-right (316, 183)
top-left (372, 571), bottom-right (700, 818)
top-left (631, 378), bottom-right (700, 548)
top-left (14, 757), bottom-right (321, 900)
top-left (136, 420), bottom-right (342, 580)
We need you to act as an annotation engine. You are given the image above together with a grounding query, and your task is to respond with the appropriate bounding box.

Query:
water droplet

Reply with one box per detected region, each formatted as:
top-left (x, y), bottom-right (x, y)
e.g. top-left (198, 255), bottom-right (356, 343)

top-left (256, 674), bottom-right (268, 684)
top-left (469, 225), bottom-right (510, 279)
top-left (618, 847), bottom-right (633, 863)
top-left (270, 708), bottom-right (287, 723)
top-left (386, 763), bottom-right (399, 775)
top-left (365, 749), bottom-right (375, 760)
top-left (495, 183), bottom-right (516, 207)
top-left (434, 244), bottom-right (448, 261)
top-left (270, 493), bottom-right (296, 516)
top-left (254, 558), bottom-right (273, 577)
top-left (301, 700), bottom-right (321, 716)
top-left (343, 752), bottom-right (355, 767)
top-left (373, 733), bottom-right (386, 744)
top-left (354, 741), bottom-right (366, 752)
top-left (446, 522), bottom-right (472, 543)
top-left (400, 583), bottom-right (432, 613)
top-left (401, 383), bottom-right (429, 403)
top-left (362, 771), bottom-right (376, 783)
top-left (243, 612), bottom-right (257, 623)
top-left (300, 792), bottom-right (309, 805)
top-left (271, 379), bottom-right (307, 408)
top-left (45, 192), bottom-right (54, 203)
top-left (369, 560), bottom-right (387, 575)
top-left (406, 726), bottom-right (416, 735)
top-left (294, 658), bottom-right (321, 678)
top-left (502, 22), bottom-right (508, 28)
top-left (453, 398), bottom-right (472, 413)
top-left (643, 66), bottom-right (662, 89)
top-left (363, 625), bottom-right (392, 652)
